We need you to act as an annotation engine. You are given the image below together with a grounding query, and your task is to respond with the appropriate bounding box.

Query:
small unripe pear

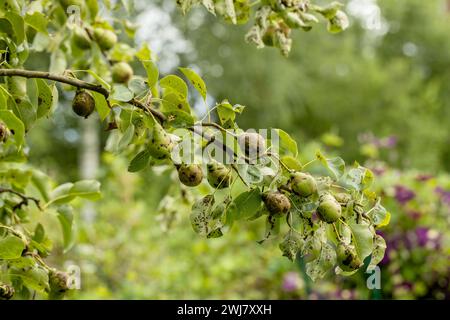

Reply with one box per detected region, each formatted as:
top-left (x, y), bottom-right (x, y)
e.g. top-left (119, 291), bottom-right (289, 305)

top-left (0, 122), bottom-right (10, 143)
top-left (72, 90), bottom-right (95, 118)
top-left (263, 191), bottom-right (291, 216)
top-left (112, 62), bottom-right (133, 83)
top-left (0, 283), bottom-right (15, 300)
top-left (336, 242), bottom-right (362, 271)
top-left (290, 172), bottom-right (317, 197)
top-left (262, 26), bottom-right (276, 47)
top-left (73, 26), bottom-right (91, 49)
top-left (237, 132), bottom-right (266, 158)
top-left (334, 192), bottom-right (352, 205)
top-left (93, 28), bottom-right (117, 51)
top-left (317, 194), bottom-right (341, 223)
top-left (207, 161), bottom-right (232, 189)
top-left (148, 123), bottom-right (174, 160)
top-left (177, 164), bottom-right (203, 187)
top-left (48, 270), bottom-right (69, 300)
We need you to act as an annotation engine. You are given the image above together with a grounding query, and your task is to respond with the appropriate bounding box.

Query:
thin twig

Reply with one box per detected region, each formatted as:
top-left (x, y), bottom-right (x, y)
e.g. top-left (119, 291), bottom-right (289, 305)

top-left (0, 68), bottom-right (166, 125)
top-left (0, 68), bottom-right (109, 97)
top-left (0, 187), bottom-right (42, 211)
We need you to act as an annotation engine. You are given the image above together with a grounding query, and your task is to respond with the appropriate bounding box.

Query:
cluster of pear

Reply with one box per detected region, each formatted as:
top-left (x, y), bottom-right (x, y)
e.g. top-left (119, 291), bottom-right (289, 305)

top-left (71, 21), bottom-right (133, 118)
top-left (263, 171), bottom-right (343, 224)
top-left (261, 171), bottom-right (364, 271)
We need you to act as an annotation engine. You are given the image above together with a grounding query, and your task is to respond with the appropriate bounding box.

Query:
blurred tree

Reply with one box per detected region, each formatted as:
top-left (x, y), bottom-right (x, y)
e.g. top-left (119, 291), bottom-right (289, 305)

top-left (176, 0), bottom-right (450, 171)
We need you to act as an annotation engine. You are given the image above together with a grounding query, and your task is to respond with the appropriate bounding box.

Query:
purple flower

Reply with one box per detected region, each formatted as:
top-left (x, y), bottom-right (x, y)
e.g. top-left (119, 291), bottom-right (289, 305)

top-left (394, 185), bottom-right (416, 205)
top-left (384, 136), bottom-right (398, 148)
top-left (282, 272), bottom-right (300, 292)
top-left (415, 227), bottom-right (429, 247)
top-left (435, 187), bottom-right (450, 206)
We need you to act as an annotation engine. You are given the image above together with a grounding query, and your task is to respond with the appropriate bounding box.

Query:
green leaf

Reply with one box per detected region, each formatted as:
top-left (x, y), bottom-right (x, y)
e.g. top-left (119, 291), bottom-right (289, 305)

top-left (47, 180), bottom-right (101, 206)
top-left (7, 256), bottom-right (36, 269)
top-left (24, 12), bottom-right (48, 34)
top-left (118, 123), bottom-right (135, 150)
top-left (161, 91), bottom-right (190, 113)
top-left (9, 266), bottom-right (49, 292)
top-left (9, 97), bottom-right (36, 131)
top-left (163, 109), bottom-right (195, 128)
top-left (369, 200), bottom-right (391, 228)
top-left (328, 157), bottom-right (345, 179)
top-left (31, 169), bottom-right (51, 202)
top-left (274, 129), bottom-right (298, 157)
top-left (128, 149), bottom-right (152, 172)
top-left (0, 109), bottom-right (25, 146)
top-left (216, 99), bottom-right (236, 125)
top-left (257, 214), bottom-right (280, 244)
top-left (85, 70), bottom-right (111, 90)
top-left (49, 49), bottom-right (67, 74)
top-left (227, 188), bottom-right (262, 222)
top-left (33, 223), bottom-right (45, 243)
top-left (179, 67), bottom-right (207, 101)
top-left (136, 43), bottom-right (152, 60)
top-left (159, 75), bottom-right (188, 99)
top-left (345, 165), bottom-right (373, 191)
top-left (141, 60), bottom-right (159, 88)
top-left (281, 156), bottom-right (303, 171)
top-left (316, 151), bottom-right (345, 180)
top-left (6, 12), bottom-right (25, 44)
top-left (0, 235), bottom-right (25, 259)
top-left (368, 234), bottom-right (386, 271)
top-left (36, 79), bottom-right (53, 118)
top-left (57, 205), bottom-right (74, 252)
top-left (91, 91), bottom-right (110, 121)
top-left (111, 84), bottom-right (133, 102)
top-left (306, 242), bottom-right (336, 281)
top-left (348, 222), bottom-right (374, 261)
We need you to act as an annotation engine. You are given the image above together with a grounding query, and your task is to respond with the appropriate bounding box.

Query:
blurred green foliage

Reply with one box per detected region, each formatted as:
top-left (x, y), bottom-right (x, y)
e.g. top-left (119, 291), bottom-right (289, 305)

top-left (178, 0), bottom-right (450, 171)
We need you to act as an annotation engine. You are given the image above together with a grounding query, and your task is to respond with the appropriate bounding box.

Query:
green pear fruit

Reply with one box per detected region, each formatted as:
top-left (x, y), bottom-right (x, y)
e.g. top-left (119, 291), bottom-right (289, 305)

top-left (72, 90), bottom-right (95, 118)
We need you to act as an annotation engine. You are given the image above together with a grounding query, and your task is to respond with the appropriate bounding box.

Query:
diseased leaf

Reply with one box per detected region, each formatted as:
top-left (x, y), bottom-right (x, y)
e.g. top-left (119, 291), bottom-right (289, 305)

top-left (179, 67), bottom-right (207, 101)
top-left (368, 234), bottom-right (386, 271)
top-left (306, 242), bottom-right (336, 281)
top-left (0, 109), bottom-right (25, 146)
top-left (36, 79), bottom-right (53, 118)
top-left (141, 60), bottom-right (159, 88)
top-left (279, 231), bottom-right (303, 261)
top-left (190, 195), bottom-right (215, 236)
